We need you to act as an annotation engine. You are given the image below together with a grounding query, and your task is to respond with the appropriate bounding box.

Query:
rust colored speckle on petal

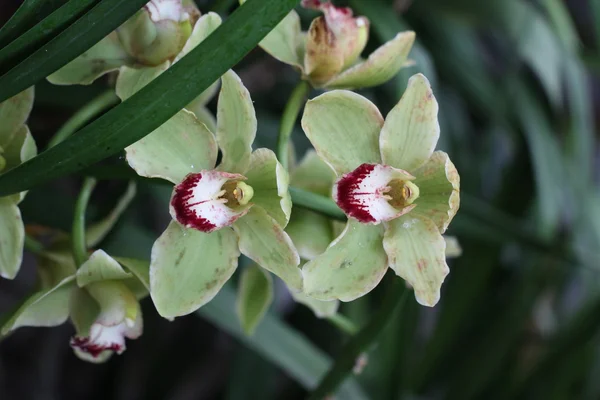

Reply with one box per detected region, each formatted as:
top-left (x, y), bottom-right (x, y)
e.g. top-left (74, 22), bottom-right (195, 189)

top-left (171, 173), bottom-right (217, 232)
top-left (70, 337), bottom-right (123, 358)
top-left (335, 163), bottom-right (376, 223)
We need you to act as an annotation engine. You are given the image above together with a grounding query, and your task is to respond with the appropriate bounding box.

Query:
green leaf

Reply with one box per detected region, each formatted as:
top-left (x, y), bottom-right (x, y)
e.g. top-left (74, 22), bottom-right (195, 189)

top-left (302, 220), bottom-right (387, 301)
top-left (0, 198), bottom-right (24, 279)
top-left (0, 87), bottom-right (34, 148)
top-left (86, 181), bottom-right (136, 247)
top-left (47, 33), bottom-right (131, 85)
top-left (411, 151), bottom-right (460, 234)
top-left (383, 215), bottom-right (449, 307)
top-left (125, 109), bottom-right (218, 184)
top-left (301, 90), bottom-right (383, 175)
top-left (244, 148), bottom-right (292, 227)
top-left (216, 69), bottom-right (257, 173)
top-left (286, 208), bottom-right (333, 260)
top-left (0, 0), bottom-right (150, 103)
top-left (0, 0), bottom-right (67, 49)
top-left (198, 284), bottom-right (368, 399)
top-left (379, 73), bottom-right (439, 172)
top-left (234, 206), bottom-right (302, 291)
top-left (76, 249), bottom-right (133, 287)
top-left (150, 221), bottom-right (240, 318)
top-left (240, 0), bottom-right (302, 69)
top-left (1, 275), bottom-right (74, 335)
top-left (290, 150), bottom-right (336, 197)
top-left (0, 0), bottom-right (301, 196)
top-left (236, 265), bottom-right (273, 335)
top-left (325, 31), bottom-right (415, 89)
top-left (0, 0), bottom-right (100, 74)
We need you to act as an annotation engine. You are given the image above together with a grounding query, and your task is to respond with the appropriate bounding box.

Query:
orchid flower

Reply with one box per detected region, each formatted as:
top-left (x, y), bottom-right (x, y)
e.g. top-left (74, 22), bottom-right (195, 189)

top-left (300, 73), bottom-right (460, 306)
top-left (242, 0), bottom-right (415, 89)
top-left (0, 88), bottom-right (37, 279)
top-left (123, 69), bottom-right (300, 318)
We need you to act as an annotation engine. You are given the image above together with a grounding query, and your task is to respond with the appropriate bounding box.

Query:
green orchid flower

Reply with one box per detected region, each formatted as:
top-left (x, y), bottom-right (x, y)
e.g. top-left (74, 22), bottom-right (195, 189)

top-left (124, 69), bottom-right (301, 319)
top-left (242, 0), bottom-right (415, 89)
top-left (1, 184), bottom-right (148, 363)
top-left (0, 88), bottom-right (37, 279)
top-left (300, 73), bottom-right (460, 307)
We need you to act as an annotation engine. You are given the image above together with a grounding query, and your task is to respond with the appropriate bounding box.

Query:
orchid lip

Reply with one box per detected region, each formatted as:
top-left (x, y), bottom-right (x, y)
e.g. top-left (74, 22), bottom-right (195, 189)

top-left (333, 163), bottom-right (418, 224)
top-left (170, 170), bottom-right (253, 233)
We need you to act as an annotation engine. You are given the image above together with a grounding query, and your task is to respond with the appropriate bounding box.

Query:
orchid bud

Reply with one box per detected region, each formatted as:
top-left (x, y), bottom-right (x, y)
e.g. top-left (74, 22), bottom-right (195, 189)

top-left (117, 0), bottom-right (193, 66)
top-left (303, 0), bottom-right (369, 85)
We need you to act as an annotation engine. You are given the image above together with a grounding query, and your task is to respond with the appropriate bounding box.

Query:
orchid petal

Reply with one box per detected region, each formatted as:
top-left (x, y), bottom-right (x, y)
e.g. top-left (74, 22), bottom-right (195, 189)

top-left (150, 221), bottom-right (240, 318)
top-left (175, 12), bottom-right (222, 62)
top-left (383, 215), bottom-right (449, 307)
top-left (302, 220), bottom-right (388, 301)
top-left (0, 198), bottom-right (24, 279)
top-left (76, 250), bottom-right (133, 287)
top-left (301, 90), bottom-right (383, 175)
top-left (236, 265), bottom-right (273, 335)
top-left (286, 209), bottom-right (333, 260)
top-left (0, 87), bottom-right (33, 147)
top-left (291, 289), bottom-right (339, 318)
top-left (291, 150), bottom-right (336, 197)
top-left (2, 124), bottom-right (37, 203)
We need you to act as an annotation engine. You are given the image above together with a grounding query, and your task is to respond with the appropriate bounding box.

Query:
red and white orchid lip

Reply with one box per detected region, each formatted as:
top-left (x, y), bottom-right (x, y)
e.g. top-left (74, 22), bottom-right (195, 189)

top-left (170, 170), bottom-right (254, 233)
top-left (144, 0), bottom-right (189, 22)
top-left (333, 163), bottom-right (418, 224)
top-left (70, 321), bottom-right (132, 358)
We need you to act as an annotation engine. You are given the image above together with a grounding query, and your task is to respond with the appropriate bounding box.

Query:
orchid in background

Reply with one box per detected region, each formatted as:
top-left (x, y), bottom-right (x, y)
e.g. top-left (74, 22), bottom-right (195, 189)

top-left (243, 0), bottom-right (415, 89)
top-left (0, 88), bottom-right (37, 279)
top-left (300, 73), bottom-right (460, 306)
top-left (123, 69), bottom-right (301, 319)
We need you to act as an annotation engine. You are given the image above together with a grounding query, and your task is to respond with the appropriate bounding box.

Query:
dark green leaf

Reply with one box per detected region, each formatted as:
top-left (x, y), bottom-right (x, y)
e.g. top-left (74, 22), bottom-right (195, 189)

top-left (0, 0), bottom-right (67, 49)
top-left (0, 0), bottom-right (301, 197)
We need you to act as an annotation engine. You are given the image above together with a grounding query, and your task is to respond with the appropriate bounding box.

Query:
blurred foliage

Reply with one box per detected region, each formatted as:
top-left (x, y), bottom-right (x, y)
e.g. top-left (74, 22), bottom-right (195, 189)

top-left (1, 0), bottom-right (600, 399)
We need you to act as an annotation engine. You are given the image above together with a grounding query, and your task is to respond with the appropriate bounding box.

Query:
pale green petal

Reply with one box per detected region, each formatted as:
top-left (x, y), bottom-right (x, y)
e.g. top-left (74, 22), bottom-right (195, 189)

top-left (1, 276), bottom-right (75, 335)
top-left (380, 73), bottom-right (439, 172)
top-left (115, 63), bottom-right (169, 100)
top-left (236, 265), bottom-right (273, 335)
top-left (70, 287), bottom-right (100, 337)
top-left (291, 150), bottom-right (336, 197)
top-left (86, 280), bottom-right (139, 325)
top-left (86, 182), bottom-right (136, 247)
top-left (325, 31), bottom-right (415, 89)
top-left (76, 250), bottom-right (133, 287)
top-left (286, 209), bottom-right (333, 260)
top-left (175, 12), bottom-right (222, 62)
top-left (301, 90), bottom-right (383, 175)
top-left (47, 33), bottom-right (131, 85)
top-left (125, 109), bottom-right (218, 183)
top-left (186, 104), bottom-right (216, 133)
top-left (233, 207), bottom-right (302, 291)
top-left (37, 250), bottom-right (77, 288)
top-left (383, 215), bottom-right (449, 307)
top-left (114, 257), bottom-right (150, 292)
top-left (150, 221), bottom-right (240, 318)
top-left (304, 16), bottom-right (345, 86)
top-left (302, 220), bottom-right (388, 302)
top-left (240, 0), bottom-right (303, 69)
top-left (291, 289), bottom-right (339, 318)
top-left (216, 70), bottom-right (256, 172)
top-left (412, 151), bottom-right (460, 233)
top-left (0, 87), bottom-right (33, 147)
top-left (444, 236), bottom-right (462, 258)
top-left (0, 198), bottom-right (24, 279)
top-left (3, 125), bottom-right (37, 203)
top-left (245, 148), bottom-right (292, 227)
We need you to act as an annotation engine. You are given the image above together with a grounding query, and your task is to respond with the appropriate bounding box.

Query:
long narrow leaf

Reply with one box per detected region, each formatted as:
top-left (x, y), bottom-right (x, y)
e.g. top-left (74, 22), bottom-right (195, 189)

top-left (0, 0), bottom-right (149, 103)
top-left (0, 0), bottom-right (301, 197)
top-left (0, 0), bottom-right (101, 74)
top-left (0, 0), bottom-right (66, 49)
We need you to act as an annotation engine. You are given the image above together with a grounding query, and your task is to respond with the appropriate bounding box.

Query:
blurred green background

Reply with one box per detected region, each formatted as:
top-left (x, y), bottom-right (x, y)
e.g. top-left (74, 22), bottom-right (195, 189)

top-left (1, 0), bottom-right (600, 398)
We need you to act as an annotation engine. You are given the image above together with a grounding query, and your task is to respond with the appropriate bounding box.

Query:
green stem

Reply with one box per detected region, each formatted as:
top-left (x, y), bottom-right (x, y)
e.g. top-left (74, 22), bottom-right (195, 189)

top-left (289, 187), bottom-right (345, 221)
top-left (24, 235), bottom-right (45, 255)
top-left (72, 177), bottom-right (97, 267)
top-left (277, 80), bottom-right (311, 171)
top-left (47, 90), bottom-right (119, 149)
top-left (308, 280), bottom-right (409, 400)
top-left (327, 313), bottom-right (359, 335)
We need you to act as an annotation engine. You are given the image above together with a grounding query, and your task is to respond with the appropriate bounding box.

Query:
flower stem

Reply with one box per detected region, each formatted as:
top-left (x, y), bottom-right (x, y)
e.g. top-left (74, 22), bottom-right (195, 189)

top-left (308, 280), bottom-right (409, 400)
top-left (47, 90), bottom-right (119, 149)
top-left (277, 80), bottom-right (311, 171)
top-left (289, 186), bottom-right (345, 221)
top-left (72, 177), bottom-right (97, 267)
top-left (327, 313), bottom-right (359, 335)
top-left (24, 235), bottom-right (45, 255)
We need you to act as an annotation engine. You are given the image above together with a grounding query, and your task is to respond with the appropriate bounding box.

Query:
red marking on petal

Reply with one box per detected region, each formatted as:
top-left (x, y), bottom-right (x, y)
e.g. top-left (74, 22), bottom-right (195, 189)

top-left (171, 173), bottom-right (217, 232)
top-left (70, 337), bottom-right (123, 358)
top-left (335, 163), bottom-right (377, 223)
